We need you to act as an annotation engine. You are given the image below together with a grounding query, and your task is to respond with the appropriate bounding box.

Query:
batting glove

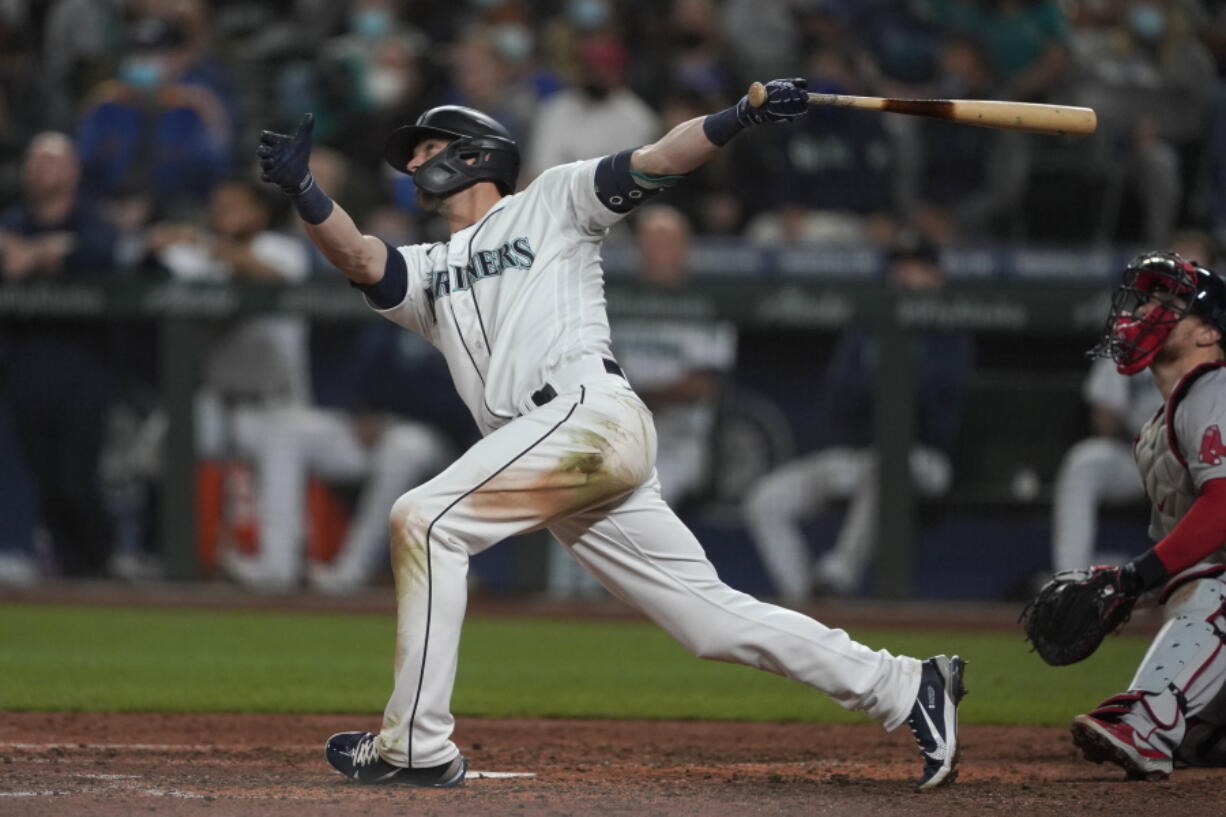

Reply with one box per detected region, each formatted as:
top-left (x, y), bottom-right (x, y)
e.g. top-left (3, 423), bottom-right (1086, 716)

top-left (257, 113), bottom-right (316, 197)
top-left (703, 78), bottom-right (809, 146)
top-left (257, 113), bottom-right (334, 224)
top-left (738, 77), bottom-right (810, 125)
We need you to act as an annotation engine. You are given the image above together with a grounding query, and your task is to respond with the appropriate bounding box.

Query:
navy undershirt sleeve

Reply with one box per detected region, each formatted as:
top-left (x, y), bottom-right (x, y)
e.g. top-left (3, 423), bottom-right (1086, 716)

top-left (350, 239), bottom-right (408, 309)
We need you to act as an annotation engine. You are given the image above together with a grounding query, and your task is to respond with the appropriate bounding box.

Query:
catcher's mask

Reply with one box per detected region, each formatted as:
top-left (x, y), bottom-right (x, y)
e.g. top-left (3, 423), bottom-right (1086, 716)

top-left (1092, 251), bottom-right (1226, 374)
top-left (383, 105), bottom-right (520, 197)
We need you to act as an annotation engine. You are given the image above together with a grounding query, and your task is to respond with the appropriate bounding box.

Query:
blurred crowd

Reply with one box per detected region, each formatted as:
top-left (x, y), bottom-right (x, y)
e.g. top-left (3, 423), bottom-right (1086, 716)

top-left (2, 0), bottom-right (1226, 250)
top-left (3, 0), bottom-right (1226, 593)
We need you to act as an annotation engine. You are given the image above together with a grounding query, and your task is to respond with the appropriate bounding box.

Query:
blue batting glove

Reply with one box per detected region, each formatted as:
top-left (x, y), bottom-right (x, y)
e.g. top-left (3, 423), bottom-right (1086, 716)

top-left (257, 113), bottom-right (316, 197)
top-left (737, 78), bottom-right (809, 125)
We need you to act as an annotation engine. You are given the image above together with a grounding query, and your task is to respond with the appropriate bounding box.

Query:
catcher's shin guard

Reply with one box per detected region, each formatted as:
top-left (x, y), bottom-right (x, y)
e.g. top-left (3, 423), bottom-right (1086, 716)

top-left (1101, 577), bottom-right (1226, 760)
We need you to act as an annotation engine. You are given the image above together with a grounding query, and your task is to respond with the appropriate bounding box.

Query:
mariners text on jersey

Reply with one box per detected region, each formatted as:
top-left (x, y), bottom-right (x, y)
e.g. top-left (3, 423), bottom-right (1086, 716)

top-left (427, 237), bottom-right (536, 310)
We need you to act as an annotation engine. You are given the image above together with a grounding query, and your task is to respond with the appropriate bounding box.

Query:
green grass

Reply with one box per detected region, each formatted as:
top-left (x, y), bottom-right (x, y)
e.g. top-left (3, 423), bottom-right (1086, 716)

top-left (0, 603), bottom-right (1148, 725)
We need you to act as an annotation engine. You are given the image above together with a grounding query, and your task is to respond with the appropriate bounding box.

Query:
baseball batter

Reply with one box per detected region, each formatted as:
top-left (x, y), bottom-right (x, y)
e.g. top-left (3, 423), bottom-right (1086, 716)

top-left (1066, 252), bottom-right (1226, 778)
top-left (257, 78), bottom-right (965, 791)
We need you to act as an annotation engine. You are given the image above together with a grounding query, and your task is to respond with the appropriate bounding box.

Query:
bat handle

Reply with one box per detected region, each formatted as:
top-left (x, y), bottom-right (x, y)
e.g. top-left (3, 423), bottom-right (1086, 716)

top-left (747, 81), bottom-right (767, 108)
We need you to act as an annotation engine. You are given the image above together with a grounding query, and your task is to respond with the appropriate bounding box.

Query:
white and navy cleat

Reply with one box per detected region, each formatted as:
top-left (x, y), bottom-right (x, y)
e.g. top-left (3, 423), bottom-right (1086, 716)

top-left (325, 731), bottom-right (467, 786)
top-left (905, 654), bottom-right (967, 791)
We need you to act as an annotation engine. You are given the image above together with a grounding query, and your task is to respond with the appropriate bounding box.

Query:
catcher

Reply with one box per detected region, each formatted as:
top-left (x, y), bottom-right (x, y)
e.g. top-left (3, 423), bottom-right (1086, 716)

top-left (1023, 251), bottom-right (1226, 779)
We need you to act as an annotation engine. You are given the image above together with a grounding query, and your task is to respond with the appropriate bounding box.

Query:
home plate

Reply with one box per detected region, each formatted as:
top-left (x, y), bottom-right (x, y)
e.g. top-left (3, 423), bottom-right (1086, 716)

top-left (468, 771), bottom-right (537, 779)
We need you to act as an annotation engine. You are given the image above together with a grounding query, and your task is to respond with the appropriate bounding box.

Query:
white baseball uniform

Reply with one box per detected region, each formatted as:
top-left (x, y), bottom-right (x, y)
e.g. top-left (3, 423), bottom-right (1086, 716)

top-left (365, 157), bottom-right (923, 768)
top-left (1108, 364), bottom-right (1226, 760)
top-left (1050, 357), bottom-right (1162, 572)
top-left (545, 310), bottom-right (737, 599)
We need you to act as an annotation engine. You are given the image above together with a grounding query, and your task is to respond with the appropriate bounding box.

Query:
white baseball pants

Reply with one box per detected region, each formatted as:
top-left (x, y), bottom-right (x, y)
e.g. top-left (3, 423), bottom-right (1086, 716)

top-left (248, 406), bottom-right (451, 587)
top-left (373, 372), bottom-right (922, 768)
top-left (1051, 437), bottom-right (1146, 573)
top-left (743, 446), bottom-right (951, 600)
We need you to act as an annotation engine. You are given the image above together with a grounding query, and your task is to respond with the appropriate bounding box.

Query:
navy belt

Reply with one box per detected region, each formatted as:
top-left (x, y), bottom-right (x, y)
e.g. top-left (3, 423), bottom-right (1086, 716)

top-left (531, 359), bottom-right (624, 407)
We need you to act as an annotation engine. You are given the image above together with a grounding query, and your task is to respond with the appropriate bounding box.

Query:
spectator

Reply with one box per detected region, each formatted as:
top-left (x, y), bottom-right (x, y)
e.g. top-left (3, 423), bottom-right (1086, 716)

top-left (0, 132), bottom-right (119, 579)
top-left (918, 0), bottom-right (1072, 102)
top-left (76, 15), bottom-right (235, 219)
top-left (743, 236), bottom-right (975, 600)
top-left (442, 23), bottom-right (545, 147)
top-left (848, 0), bottom-right (942, 90)
top-left (899, 36), bottom-right (1030, 245)
top-left (525, 32), bottom-right (659, 179)
top-left (157, 0), bottom-right (240, 130)
top-left (720, 0), bottom-right (803, 88)
top-left (1069, 0), bottom-right (1215, 244)
top-left (275, 0), bottom-right (426, 149)
top-left (660, 0), bottom-right (732, 102)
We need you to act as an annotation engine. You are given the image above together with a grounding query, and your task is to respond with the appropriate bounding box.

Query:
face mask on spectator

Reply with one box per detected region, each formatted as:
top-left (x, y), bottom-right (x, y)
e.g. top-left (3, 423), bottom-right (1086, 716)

top-left (567, 0), bottom-right (609, 31)
top-left (494, 24), bottom-right (533, 63)
top-left (1128, 4), bottom-right (1167, 43)
top-left (352, 9), bottom-right (391, 40)
top-left (120, 57), bottom-right (166, 92)
top-left (368, 68), bottom-right (408, 107)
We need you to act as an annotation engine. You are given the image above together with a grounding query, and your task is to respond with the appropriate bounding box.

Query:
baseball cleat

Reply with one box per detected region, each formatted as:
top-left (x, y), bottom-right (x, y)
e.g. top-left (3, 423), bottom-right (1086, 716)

top-left (905, 654), bottom-right (967, 791)
top-left (1070, 714), bottom-right (1172, 781)
top-left (325, 731), bottom-right (467, 786)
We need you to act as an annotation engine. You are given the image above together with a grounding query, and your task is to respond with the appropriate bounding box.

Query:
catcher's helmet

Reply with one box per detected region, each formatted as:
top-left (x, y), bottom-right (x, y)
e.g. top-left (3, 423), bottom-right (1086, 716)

top-left (1092, 251), bottom-right (1226, 374)
top-left (383, 105), bottom-right (520, 197)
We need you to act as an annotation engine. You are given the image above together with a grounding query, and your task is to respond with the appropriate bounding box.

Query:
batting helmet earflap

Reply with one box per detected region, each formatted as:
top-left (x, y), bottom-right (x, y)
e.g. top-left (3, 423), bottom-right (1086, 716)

top-left (383, 105), bottom-right (520, 196)
top-left (1092, 251), bottom-right (1226, 374)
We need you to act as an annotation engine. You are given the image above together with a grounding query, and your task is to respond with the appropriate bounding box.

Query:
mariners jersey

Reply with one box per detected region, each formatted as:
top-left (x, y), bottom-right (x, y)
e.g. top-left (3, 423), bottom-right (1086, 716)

top-left (612, 315), bottom-right (735, 446)
top-left (1134, 366), bottom-right (1226, 565)
top-left (372, 159), bottom-right (624, 435)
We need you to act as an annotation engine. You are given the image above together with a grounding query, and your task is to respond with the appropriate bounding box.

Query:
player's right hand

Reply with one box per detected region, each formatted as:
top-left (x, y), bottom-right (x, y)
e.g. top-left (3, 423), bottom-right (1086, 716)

top-left (257, 113), bottom-right (315, 197)
top-left (737, 78), bottom-right (809, 126)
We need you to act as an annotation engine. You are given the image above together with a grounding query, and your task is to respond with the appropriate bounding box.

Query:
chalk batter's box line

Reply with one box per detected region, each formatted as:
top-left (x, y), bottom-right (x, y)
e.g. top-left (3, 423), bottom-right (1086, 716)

top-left (1, 743), bottom-right (536, 779)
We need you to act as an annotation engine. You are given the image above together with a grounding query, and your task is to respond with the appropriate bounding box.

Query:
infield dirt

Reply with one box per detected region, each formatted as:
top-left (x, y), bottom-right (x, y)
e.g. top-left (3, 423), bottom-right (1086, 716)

top-left (1, 584), bottom-right (1200, 815)
top-left (1, 712), bottom-right (1220, 817)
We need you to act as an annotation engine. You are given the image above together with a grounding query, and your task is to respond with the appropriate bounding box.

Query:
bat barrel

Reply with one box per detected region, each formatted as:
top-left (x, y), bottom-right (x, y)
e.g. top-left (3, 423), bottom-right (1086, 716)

top-left (889, 98), bottom-right (1097, 137)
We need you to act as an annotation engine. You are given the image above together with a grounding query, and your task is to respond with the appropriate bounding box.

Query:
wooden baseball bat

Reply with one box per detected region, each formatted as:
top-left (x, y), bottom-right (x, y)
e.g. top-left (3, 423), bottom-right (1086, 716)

top-left (747, 81), bottom-right (1097, 137)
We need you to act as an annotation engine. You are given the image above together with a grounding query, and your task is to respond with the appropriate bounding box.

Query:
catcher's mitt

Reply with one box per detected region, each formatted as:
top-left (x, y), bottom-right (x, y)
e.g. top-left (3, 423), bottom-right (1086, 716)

top-left (1021, 567), bottom-right (1137, 666)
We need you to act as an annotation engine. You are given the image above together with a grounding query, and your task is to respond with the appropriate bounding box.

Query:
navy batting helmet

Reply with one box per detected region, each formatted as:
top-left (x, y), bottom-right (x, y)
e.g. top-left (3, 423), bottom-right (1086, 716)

top-left (1093, 251), bottom-right (1226, 374)
top-left (383, 105), bottom-right (520, 197)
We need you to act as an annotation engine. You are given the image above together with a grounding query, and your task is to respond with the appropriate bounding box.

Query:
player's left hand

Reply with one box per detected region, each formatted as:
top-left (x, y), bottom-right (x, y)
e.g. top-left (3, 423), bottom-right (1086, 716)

top-left (257, 113), bottom-right (316, 197)
top-left (1021, 566), bottom-right (1138, 666)
top-left (738, 78), bottom-right (809, 126)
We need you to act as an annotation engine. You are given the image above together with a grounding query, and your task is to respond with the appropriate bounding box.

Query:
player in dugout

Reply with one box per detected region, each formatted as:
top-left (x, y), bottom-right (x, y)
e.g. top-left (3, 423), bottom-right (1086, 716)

top-left (257, 78), bottom-right (966, 791)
